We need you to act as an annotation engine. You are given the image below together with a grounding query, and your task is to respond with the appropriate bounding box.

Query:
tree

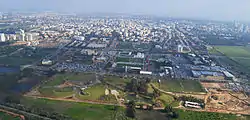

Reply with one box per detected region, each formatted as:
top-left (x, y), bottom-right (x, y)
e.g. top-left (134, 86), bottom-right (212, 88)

top-left (164, 106), bottom-right (173, 113)
top-left (126, 100), bottom-right (136, 118)
top-left (152, 89), bottom-right (161, 98)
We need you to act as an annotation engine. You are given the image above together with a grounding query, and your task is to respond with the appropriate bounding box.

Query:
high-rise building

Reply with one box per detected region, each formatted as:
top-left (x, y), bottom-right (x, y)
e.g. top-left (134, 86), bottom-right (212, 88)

top-left (0, 33), bottom-right (6, 42)
top-left (20, 29), bottom-right (25, 41)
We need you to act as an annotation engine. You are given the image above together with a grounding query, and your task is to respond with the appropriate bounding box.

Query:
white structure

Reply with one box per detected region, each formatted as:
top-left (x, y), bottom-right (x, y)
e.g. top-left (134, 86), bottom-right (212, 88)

top-left (140, 71), bottom-right (152, 75)
top-left (74, 36), bottom-right (85, 41)
top-left (41, 59), bottom-right (53, 65)
top-left (134, 52), bottom-right (145, 58)
top-left (19, 29), bottom-right (25, 41)
top-left (177, 45), bottom-right (183, 53)
top-left (184, 101), bottom-right (202, 109)
top-left (0, 33), bottom-right (5, 42)
top-left (26, 33), bottom-right (33, 41)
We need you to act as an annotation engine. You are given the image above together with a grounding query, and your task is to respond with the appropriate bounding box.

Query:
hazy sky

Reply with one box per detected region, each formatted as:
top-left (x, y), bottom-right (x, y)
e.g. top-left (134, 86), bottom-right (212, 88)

top-left (1, 0), bottom-right (250, 21)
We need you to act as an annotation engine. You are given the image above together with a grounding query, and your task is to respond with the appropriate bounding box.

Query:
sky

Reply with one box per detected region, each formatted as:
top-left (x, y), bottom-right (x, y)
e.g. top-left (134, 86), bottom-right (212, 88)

top-left (0, 0), bottom-right (250, 21)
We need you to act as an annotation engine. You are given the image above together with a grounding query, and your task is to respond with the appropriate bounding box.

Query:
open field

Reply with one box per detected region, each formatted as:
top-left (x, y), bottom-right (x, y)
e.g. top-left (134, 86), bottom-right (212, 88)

top-left (76, 84), bottom-right (106, 100)
top-left (153, 80), bottom-right (205, 93)
top-left (38, 73), bottom-right (96, 97)
top-left (214, 46), bottom-right (250, 75)
top-left (137, 109), bottom-right (249, 120)
top-left (0, 111), bottom-right (21, 120)
top-left (20, 97), bottom-right (128, 120)
top-left (103, 75), bottom-right (131, 89)
top-left (214, 46), bottom-right (250, 58)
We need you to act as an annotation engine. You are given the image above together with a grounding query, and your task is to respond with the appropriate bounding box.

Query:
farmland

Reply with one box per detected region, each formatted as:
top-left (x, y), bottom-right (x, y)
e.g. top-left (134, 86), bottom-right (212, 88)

top-left (214, 46), bottom-right (250, 75)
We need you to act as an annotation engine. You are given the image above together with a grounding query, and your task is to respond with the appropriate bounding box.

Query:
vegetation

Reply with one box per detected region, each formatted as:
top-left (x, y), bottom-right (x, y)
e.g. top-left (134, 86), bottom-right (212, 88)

top-left (20, 97), bottom-right (129, 120)
top-left (214, 46), bottom-right (250, 76)
top-left (76, 84), bottom-right (106, 101)
top-left (39, 73), bottom-right (96, 97)
top-left (153, 79), bottom-right (204, 92)
top-left (173, 109), bottom-right (246, 120)
top-left (0, 111), bottom-right (21, 120)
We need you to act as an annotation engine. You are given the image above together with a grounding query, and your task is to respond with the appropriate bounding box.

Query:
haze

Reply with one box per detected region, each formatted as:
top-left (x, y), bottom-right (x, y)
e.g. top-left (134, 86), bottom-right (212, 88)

top-left (0, 0), bottom-right (250, 21)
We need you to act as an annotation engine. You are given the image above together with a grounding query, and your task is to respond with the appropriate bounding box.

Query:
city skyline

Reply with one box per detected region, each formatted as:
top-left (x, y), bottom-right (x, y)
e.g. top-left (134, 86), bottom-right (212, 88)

top-left (0, 0), bottom-right (250, 22)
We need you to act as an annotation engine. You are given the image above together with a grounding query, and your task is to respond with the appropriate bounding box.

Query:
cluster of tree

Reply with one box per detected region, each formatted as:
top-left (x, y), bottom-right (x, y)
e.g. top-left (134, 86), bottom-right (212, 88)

top-left (164, 106), bottom-right (179, 119)
top-left (126, 78), bottom-right (149, 94)
top-left (126, 100), bottom-right (136, 118)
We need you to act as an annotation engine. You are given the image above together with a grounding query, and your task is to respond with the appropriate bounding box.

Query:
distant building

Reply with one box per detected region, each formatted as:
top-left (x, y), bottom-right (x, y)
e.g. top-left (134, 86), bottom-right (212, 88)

top-left (41, 59), bottom-right (53, 65)
top-left (140, 71), bottom-right (152, 75)
top-left (0, 33), bottom-right (5, 42)
top-left (26, 33), bottom-right (33, 41)
top-left (177, 45), bottom-right (183, 52)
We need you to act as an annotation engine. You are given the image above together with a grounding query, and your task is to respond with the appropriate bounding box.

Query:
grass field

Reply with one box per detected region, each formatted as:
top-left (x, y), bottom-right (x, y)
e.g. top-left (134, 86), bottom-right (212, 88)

top-left (0, 112), bottom-right (21, 120)
top-left (214, 46), bottom-right (250, 74)
top-left (153, 80), bottom-right (204, 93)
top-left (173, 109), bottom-right (248, 120)
top-left (21, 97), bottom-right (128, 120)
top-left (104, 75), bottom-right (131, 89)
top-left (137, 109), bottom-right (248, 120)
top-left (76, 84), bottom-right (106, 100)
top-left (39, 73), bottom-right (96, 97)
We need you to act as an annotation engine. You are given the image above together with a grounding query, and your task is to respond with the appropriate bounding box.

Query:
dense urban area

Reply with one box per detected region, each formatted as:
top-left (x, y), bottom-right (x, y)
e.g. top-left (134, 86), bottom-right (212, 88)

top-left (0, 12), bottom-right (250, 120)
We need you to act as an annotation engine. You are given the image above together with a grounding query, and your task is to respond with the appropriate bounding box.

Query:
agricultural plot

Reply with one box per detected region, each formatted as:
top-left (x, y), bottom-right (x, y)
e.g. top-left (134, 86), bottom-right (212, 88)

top-left (153, 80), bottom-right (204, 92)
top-left (214, 46), bottom-right (250, 74)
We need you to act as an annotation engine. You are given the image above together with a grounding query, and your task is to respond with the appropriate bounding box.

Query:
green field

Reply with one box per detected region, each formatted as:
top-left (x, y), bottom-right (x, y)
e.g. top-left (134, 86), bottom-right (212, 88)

top-left (39, 73), bottom-right (96, 97)
top-left (76, 84), bottom-right (106, 100)
top-left (0, 47), bottom-right (57, 66)
top-left (215, 46), bottom-right (250, 58)
top-left (0, 112), bottom-right (21, 120)
top-left (137, 109), bottom-right (248, 120)
top-left (104, 75), bottom-right (131, 89)
top-left (153, 80), bottom-right (204, 93)
top-left (21, 97), bottom-right (129, 120)
top-left (214, 46), bottom-right (250, 74)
